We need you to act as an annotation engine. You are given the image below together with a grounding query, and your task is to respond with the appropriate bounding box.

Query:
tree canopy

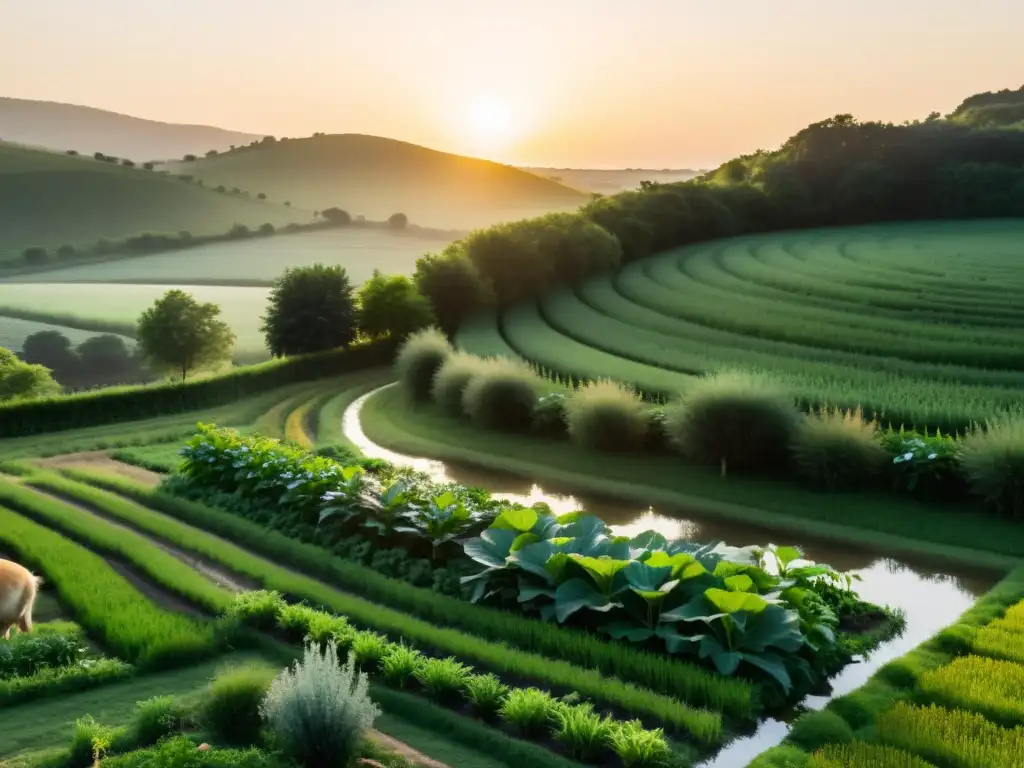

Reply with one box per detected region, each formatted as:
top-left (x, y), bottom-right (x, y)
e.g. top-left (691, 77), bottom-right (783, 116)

top-left (357, 271), bottom-right (435, 340)
top-left (261, 264), bottom-right (357, 357)
top-left (0, 347), bottom-right (60, 401)
top-left (137, 290), bottom-right (235, 381)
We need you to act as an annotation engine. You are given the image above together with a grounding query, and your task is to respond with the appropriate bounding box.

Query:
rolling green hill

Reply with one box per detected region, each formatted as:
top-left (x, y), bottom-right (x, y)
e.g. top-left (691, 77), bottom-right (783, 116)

top-left (163, 133), bottom-right (588, 230)
top-left (0, 97), bottom-right (261, 160)
top-left (0, 142), bottom-right (308, 263)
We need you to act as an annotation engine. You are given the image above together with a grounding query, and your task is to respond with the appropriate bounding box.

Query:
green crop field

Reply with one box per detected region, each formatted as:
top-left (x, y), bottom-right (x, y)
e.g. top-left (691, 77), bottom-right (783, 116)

top-left (4, 227), bottom-right (453, 287)
top-left (0, 283), bottom-right (270, 356)
top-left (0, 142), bottom-right (306, 263)
top-left (457, 220), bottom-right (1024, 431)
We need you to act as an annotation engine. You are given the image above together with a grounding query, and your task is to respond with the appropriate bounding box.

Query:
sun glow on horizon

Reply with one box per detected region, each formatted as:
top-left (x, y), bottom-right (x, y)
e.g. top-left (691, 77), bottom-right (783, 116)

top-left (463, 96), bottom-right (525, 156)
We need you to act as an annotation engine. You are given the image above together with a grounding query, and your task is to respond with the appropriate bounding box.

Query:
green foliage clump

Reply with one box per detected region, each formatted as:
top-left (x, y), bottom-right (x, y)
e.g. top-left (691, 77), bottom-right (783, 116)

top-left (137, 289), bottom-right (235, 382)
top-left (498, 687), bottom-right (558, 735)
top-left (224, 591), bottom-right (287, 631)
top-left (551, 702), bottom-right (614, 761)
top-left (130, 695), bottom-right (188, 747)
top-left (413, 656), bottom-right (472, 702)
top-left (350, 631), bottom-right (391, 669)
top-left (808, 741), bottom-right (936, 767)
top-left (103, 736), bottom-right (277, 768)
top-left (920, 654), bottom-right (1024, 727)
top-left (607, 719), bottom-right (673, 767)
top-left (357, 272), bottom-right (435, 341)
top-left (0, 347), bottom-right (61, 402)
top-left (395, 327), bottom-right (453, 402)
top-left (413, 248), bottom-right (495, 336)
top-left (378, 644), bottom-right (424, 688)
top-left (0, 629), bottom-right (86, 678)
top-left (431, 352), bottom-right (487, 416)
top-left (461, 358), bottom-right (542, 432)
top-left (960, 414), bottom-right (1024, 518)
top-left (564, 379), bottom-right (648, 452)
top-left (663, 371), bottom-right (800, 475)
top-left (786, 710), bottom-right (855, 752)
top-left (463, 673), bottom-right (509, 716)
top-left (791, 408), bottom-right (887, 491)
top-left (261, 264), bottom-right (357, 357)
top-left (202, 663), bottom-right (277, 746)
top-left (261, 641), bottom-right (381, 768)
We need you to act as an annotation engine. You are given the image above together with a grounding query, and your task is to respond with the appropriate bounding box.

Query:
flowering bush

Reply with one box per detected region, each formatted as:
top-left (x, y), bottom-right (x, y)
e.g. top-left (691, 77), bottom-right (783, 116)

top-left (881, 428), bottom-right (964, 501)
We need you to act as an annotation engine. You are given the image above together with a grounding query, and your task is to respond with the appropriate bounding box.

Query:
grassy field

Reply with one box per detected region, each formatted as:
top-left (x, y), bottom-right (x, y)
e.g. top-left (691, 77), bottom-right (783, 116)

top-left (457, 220), bottom-right (1024, 431)
top-left (4, 226), bottom-right (454, 287)
top-left (162, 133), bottom-right (587, 230)
top-left (0, 143), bottom-right (306, 263)
top-left (0, 283), bottom-right (270, 356)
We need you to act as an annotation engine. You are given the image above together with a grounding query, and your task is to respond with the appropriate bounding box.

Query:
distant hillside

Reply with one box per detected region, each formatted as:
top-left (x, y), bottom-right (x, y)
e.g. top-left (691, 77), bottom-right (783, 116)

top-left (0, 98), bottom-right (261, 160)
top-left (0, 142), bottom-right (306, 264)
top-left (164, 134), bottom-right (588, 230)
top-left (947, 85), bottom-right (1024, 130)
top-left (520, 167), bottom-right (703, 194)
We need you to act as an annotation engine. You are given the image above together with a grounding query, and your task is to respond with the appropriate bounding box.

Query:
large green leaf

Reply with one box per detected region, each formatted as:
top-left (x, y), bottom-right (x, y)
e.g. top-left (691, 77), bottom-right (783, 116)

top-left (553, 578), bottom-right (622, 623)
top-left (510, 532), bottom-right (541, 552)
top-left (629, 531), bottom-right (668, 551)
top-left (517, 576), bottom-right (556, 604)
top-left (659, 596), bottom-right (728, 626)
top-left (741, 651), bottom-right (793, 694)
top-left (463, 528), bottom-right (518, 569)
top-left (624, 561), bottom-right (674, 592)
top-left (655, 625), bottom-right (705, 655)
top-left (698, 635), bottom-right (743, 675)
top-left (600, 620), bottom-right (655, 643)
top-left (433, 490), bottom-right (458, 509)
top-left (705, 588), bottom-right (769, 615)
top-left (772, 545), bottom-right (803, 568)
top-left (508, 541), bottom-right (559, 583)
top-left (492, 508), bottom-right (538, 533)
top-left (544, 552), bottom-right (572, 582)
top-left (724, 574), bottom-right (755, 593)
top-left (568, 555), bottom-right (632, 594)
top-left (741, 606), bottom-right (805, 653)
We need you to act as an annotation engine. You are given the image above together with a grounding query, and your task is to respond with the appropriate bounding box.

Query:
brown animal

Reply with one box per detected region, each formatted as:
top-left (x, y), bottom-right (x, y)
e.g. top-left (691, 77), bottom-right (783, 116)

top-left (0, 559), bottom-right (40, 640)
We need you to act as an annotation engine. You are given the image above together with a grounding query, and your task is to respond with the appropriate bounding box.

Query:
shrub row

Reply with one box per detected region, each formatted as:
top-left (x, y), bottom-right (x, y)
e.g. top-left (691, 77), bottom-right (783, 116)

top-left (46, 471), bottom-right (731, 738)
top-left (0, 339), bottom-right (395, 437)
top-left (399, 335), bottom-right (1024, 516)
top-left (2, 479), bottom-right (233, 615)
top-left (229, 591), bottom-right (684, 763)
top-left (919, 654), bottom-right (1024, 728)
top-left (876, 701), bottom-right (1024, 768)
top-left (0, 626), bottom-right (87, 678)
top-left (0, 505), bottom-right (219, 669)
top-left (60, 468), bottom-right (757, 720)
top-left (1, 657), bottom-right (133, 709)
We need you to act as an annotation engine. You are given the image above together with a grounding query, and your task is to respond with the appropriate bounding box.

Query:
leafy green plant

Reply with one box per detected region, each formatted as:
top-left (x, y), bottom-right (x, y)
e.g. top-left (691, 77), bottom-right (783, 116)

top-left (395, 328), bottom-right (452, 402)
top-left (881, 427), bottom-right (963, 501)
top-left (431, 352), bottom-right (487, 415)
top-left (532, 392), bottom-right (568, 437)
top-left (786, 710), bottom-right (855, 751)
top-left (413, 656), bottom-right (472, 702)
top-left (463, 673), bottom-right (509, 716)
top-left (498, 687), bottom-right (558, 735)
top-left (224, 590), bottom-right (287, 631)
top-left (379, 644), bottom-right (424, 688)
top-left (791, 407), bottom-right (887, 491)
top-left (350, 631), bottom-right (391, 669)
top-left (607, 719), bottom-right (672, 767)
top-left (663, 371), bottom-right (800, 475)
top-left (808, 742), bottom-right (937, 768)
top-left (960, 414), bottom-right (1024, 518)
top-left (564, 379), bottom-right (649, 452)
top-left (69, 715), bottom-right (129, 768)
top-left (0, 629), bottom-right (87, 678)
top-left (920, 654), bottom-right (1024, 727)
top-left (202, 663), bottom-right (277, 746)
top-left (130, 695), bottom-right (188, 747)
top-left (261, 641), bottom-right (381, 768)
top-left (103, 736), bottom-right (276, 768)
top-left (462, 358), bottom-right (543, 432)
top-left (551, 702), bottom-right (615, 761)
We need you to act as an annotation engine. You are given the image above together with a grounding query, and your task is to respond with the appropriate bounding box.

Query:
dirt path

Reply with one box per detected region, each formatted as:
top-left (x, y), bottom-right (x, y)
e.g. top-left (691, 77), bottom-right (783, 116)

top-left (368, 731), bottom-right (452, 768)
top-left (37, 451), bottom-right (164, 488)
top-left (19, 483), bottom-right (258, 596)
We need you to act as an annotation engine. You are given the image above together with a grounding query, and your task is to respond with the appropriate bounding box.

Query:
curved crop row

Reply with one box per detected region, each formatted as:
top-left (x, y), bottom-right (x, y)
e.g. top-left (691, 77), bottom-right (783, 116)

top-left (457, 221), bottom-right (1024, 430)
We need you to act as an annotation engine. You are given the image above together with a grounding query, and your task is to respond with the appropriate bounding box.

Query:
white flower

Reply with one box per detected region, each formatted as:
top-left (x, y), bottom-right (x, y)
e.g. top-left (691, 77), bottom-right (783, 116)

top-left (287, 480), bottom-right (303, 490)
top-left (903, 452), bottom-right (913, 461)
top-left (928, 453), bottom-right (938, 460)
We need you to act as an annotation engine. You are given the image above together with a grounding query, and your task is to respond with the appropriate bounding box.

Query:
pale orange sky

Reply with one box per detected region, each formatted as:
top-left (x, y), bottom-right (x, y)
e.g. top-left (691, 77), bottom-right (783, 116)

top-left (3, 0), bottom-right (1023, 168)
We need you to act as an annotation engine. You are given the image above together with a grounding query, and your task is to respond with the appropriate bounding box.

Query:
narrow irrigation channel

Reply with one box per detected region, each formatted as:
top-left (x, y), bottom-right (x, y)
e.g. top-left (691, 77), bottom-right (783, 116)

top-left (343, 384), bottom-right (998, 764)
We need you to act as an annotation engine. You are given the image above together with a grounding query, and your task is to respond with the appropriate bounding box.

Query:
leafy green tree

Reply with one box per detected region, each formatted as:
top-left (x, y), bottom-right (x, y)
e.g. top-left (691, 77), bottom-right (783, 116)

top-left (0, 348), bottom-right (60, 401)
top-left (56, 244), bottom-right (77, 261)
top-left (258, 222), bottom-right (276, 235)
top-left (183, 154), bottom-right (197, 162)
top-left (121, 159), bottom-right (135, 167)
top-left (357, 272), bottom-right (435, 340)
top-left (413, 246), bottom-right (495, 335)
top-left (142, 162), bottom-right (154, 170)
top-left (261, 264), bottom-right (356, 357)
top-left (136, 290), bottom-right (235, 382)
top-left (257, 192), bottom-right (267, 200)
top-left (20, 331), bottom-right (79, 385)
top-left (77, 334), bottom-right (145, 387)
top-left (321, 207), bottom-right (351, 224)
top-left (388, 212), bottom-right (409, 229)
top-left (22, 246), bottom-right (48, 265)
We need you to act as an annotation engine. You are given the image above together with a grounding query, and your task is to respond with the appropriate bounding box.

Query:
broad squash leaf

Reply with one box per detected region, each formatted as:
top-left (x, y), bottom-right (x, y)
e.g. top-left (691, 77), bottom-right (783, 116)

top-left (492, 508), bottom-right (538, 533)
top-left (508, 541), bottom-right (559, 583)
top-left (705, 588), bottom-right (769, 615)
top-left (655, 625), bottom-right (705, 654)
top-left (698, 635), bottom-right (743, 675)
top-left (741, 651), bottom-right (793, 694)
top-left (600, 620), bottom-right (656, 643)
top-left (545, 552), bottom-right (572, 582)
top-left (553, 578), bottom-right (622, 623)
top-left (724, 574), bottom-right (755, 593)
top-left (568, 555), bottom-right (632, 594)
top-left (629, 530), bottom-right (669, 551)
top-left (742, 606), bottom-right (805, 653)
top-left (462, 528), bottom-right (518, 569)
top-left (624, 561), bottom-right (674, 592)
top-left (510, 532), bottom-right (541, 552)
top-left (772, 545), bottom-right (803, 568)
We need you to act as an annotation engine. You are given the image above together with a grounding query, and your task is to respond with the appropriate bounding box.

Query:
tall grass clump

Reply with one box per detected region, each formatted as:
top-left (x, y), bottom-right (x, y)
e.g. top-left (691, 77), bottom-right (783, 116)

top-left (809, 741), bottom-right (938, 767)
top-left (261, 641), bottom-right (380, 768)
top-left (960, 414), bottom-right (1024, 518)
top-left (395, 328), bottom-right (452, 402)
top-left (564, 379), bottom-right (649, 452)
top-left (876, 701), bottom-right (1024, 768)
top-left (663, 371), bottom-right (800, 475)
top-left (130, 695), bottom-right (188, 746)
top-left (791, 407), bottom-right (887, 491)
top-left (203, 663), bottom-right (278, 747)
top-left (462, 358), bottom-right (543, 432)
top-left (920, 655), bottom-right (1024, 727)
top-left (431, 352), bottom-right (487, 415)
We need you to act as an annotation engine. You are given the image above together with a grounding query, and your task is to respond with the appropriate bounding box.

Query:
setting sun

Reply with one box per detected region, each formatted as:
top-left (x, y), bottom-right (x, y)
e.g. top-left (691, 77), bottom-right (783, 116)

top-left (466, 97), bottom-right (520, 152)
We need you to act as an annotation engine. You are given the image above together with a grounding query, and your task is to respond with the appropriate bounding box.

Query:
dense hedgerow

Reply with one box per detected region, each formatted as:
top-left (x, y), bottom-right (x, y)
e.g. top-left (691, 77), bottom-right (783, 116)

top-left (786, 709), bottom-right (855, 752)
top-left (960, 414), bottom-right (1024, 518)
top-left (920, 655), bottom-right (1024, 727)
top-left (395, 328), bottom-right (453, 402)
top-left (203, 663), bottom-right (278, 746)
top-left (0, 340), bottom-right (394, 438)
top-left (462, 358), bottom-right (543, 432)
top-left (431, 352), bottom-right (488, 416)
top-left (0, 507), bottom-right (219, 668)
top-left (103, 737), bottom-right (277, 768)
top-left (791, 408), bottom-right (888, 491)
top-left (0, 656), bottom-right (132, 707)
top-left (663, 371), bottom-right (801, 475)
top-left (564, 380), bottom-right (649, 452)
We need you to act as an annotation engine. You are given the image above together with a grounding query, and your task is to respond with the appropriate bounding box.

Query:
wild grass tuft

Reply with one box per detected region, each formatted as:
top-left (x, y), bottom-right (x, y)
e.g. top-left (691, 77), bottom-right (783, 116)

top-left (498, 687), bottom-right (558, 736)
top-left (564, 379), bottom-right (649, 452)
top-left (413, 656), bottom-right (473, 702)
top-left (225, 590), bottom-right (287, 631)
top-left (395, 328), bottom-right (453, 402)
top-left (379, 644), bottom-right (424, 689)
top-left (261, 641), bottom-right (381, 768)
top-left (791, 407), bottom-right (887, 491)
top-left (461, 358), bottom-right (543, 432)
top-left (920, 654), bottom-right (1024, 727)
top-left (551, 702), bottom-right (615, 761)
top-left (960, 413), bottom-right (1024, 518)
top-left (350, 631), bottom-right (391, 669)
top-left (809, 741), bottom-right (937, 767)
top-left (431, 352), bottom-right (488, 416)
top-left (606, 719), bottom-right (672, 768)
top-left (463, 673), bottom-right (510, 716)
top-left (202, 663), bottom-right (277, 747)
top-left (786, 709), bottom-right (855, 752)
top-left (130, 695), bottom-right (188, 747)
top-left (663, 371), bottom-right (800, 475)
